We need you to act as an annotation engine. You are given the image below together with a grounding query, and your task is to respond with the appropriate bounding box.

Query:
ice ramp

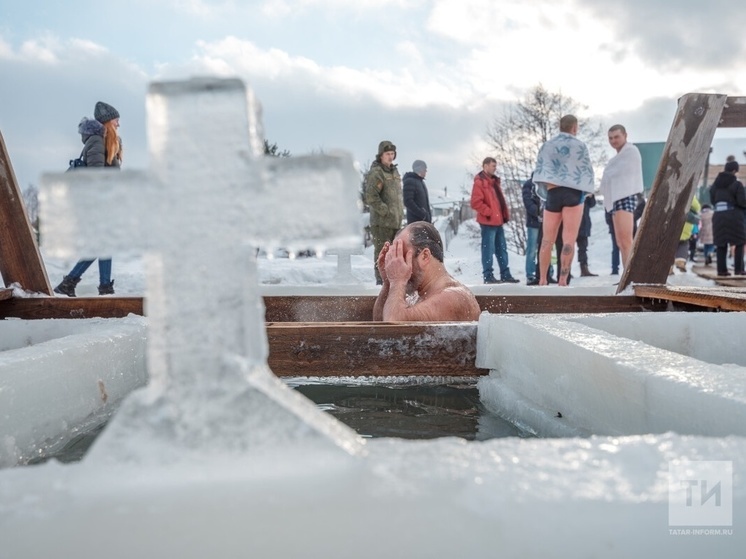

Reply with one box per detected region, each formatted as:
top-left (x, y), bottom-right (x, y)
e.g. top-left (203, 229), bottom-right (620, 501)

top-left (0, 316), bottom-right (148, 466)
top-left (476, 312), bottom-right (746, 438)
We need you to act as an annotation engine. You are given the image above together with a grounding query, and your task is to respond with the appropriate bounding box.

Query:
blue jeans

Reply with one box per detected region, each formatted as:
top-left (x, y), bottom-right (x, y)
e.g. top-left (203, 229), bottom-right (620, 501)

top-left (525, 226), bottom-right (539, 279)
top-left (480, 224), bottom-right (512, 280)
top-left (67, 258), bottom-right (112, 285)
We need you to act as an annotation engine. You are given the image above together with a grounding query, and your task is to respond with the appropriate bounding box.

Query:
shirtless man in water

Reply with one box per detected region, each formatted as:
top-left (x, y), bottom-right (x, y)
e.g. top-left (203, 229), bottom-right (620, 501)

top-left (372, 222), bottom-right (481, 321)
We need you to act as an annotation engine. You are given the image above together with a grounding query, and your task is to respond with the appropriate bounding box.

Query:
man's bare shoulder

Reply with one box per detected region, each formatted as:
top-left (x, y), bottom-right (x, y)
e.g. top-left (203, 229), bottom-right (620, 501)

top-left (439, 282), bottom-right (480, 321)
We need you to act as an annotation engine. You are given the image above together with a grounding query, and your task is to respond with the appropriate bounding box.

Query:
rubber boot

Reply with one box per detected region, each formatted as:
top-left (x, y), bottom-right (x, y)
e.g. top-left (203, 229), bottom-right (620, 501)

top-left (580, 264), bottom-right (598, 277)
top-left (53, 275), bottom-right (81, 297)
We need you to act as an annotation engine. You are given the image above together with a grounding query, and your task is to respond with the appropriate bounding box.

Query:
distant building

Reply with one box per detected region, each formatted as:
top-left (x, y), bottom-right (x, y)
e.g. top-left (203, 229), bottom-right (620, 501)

top-left (635, 142), bottom-right (666, 193)
top-left (636, 138), bottom-right (746, 204)
top-left (699, 138), bottom-right (746, 202)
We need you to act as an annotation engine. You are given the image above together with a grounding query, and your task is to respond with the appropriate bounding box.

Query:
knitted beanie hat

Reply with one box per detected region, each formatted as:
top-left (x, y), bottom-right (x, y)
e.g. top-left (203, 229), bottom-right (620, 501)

top-left (94, 101), bottom-right (120, 123)
top-left (412, 160), bottom-right (427, 174)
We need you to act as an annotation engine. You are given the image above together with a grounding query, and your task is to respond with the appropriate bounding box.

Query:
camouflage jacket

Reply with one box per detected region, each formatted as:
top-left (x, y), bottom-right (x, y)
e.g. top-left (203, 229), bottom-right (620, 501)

top-left (364, 161), bottom-right (404, 229)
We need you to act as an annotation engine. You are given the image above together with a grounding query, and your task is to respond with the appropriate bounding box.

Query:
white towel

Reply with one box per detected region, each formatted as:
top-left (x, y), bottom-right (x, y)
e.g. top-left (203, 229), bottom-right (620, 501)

top-left (600, 142), bottom-right (644, 211)
top-left (533, 132), bottom-right (595, 198)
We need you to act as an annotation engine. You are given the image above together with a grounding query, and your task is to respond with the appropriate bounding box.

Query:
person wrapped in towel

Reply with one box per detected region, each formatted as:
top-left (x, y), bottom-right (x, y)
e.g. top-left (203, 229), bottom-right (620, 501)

top-left (533, 114), bottom-right (595, 286)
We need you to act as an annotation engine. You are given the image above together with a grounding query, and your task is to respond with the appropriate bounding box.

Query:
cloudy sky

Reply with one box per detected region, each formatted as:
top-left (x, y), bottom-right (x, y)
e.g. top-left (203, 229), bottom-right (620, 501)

top-left (2, 0), bottom-right (745, 196)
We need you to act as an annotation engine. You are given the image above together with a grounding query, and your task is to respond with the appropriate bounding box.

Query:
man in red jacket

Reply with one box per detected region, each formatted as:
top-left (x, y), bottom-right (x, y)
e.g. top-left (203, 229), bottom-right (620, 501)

top-left (470, 157), bottom-right (519, 284)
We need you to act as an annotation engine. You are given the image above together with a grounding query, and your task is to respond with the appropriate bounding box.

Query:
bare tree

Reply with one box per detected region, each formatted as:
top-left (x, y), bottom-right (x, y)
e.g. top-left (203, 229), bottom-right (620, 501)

top-left (485, 85), bottom-right (608, 254)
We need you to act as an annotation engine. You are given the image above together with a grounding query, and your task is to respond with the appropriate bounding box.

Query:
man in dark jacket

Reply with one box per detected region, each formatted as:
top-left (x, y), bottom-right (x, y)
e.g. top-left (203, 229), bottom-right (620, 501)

top-left (577, 194), bottom-right (598, 276)
top-left (403, 160), bottom-right (432, 224)
top-left (522, 175), bottom-right (541, 283)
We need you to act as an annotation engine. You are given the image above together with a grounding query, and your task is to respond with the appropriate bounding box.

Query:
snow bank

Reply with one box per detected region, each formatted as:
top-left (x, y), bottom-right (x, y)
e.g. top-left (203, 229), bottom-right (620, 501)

top-left (0, 315), bottom-right (147, 467)
top-left (476, 312), bottom-right (746, 437)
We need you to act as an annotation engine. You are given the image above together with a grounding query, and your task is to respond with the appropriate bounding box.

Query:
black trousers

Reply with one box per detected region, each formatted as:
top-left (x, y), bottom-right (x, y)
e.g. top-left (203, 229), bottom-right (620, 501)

top-left (577, 235), bottom-right (589, 266)
top-left (717, 244), bottom-right (744, 275)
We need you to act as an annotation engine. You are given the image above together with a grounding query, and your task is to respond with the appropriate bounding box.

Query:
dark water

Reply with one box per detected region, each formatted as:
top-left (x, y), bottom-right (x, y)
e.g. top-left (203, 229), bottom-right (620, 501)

top-left (294, 382), bottom-right (529, 440)
top-left (33, 382), bottom-right (530, 464)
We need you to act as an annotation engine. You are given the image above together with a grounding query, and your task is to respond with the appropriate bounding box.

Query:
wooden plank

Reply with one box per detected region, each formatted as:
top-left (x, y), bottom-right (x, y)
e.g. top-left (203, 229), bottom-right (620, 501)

top-left (0, 131), bottom-right (53, 294)
top-left (719, 96), bottom-right (746, 128)
top-left (474, 294), bottom-right (661, 314)
top-left (0, 293), bottom-right (664, 321)
top-left (264, 295), bottom-right (375, 322)
top-left (0, 297), bottom-right (144, 319)
top-left (634, 285), bottom-right (746, 311)
top-left (266, 322), bottom-right (487, 377)
top-left (618, 93), bottom-right (728, 293)
top-left (263, 294), bottom-right (658, 322)
top-left (691, 264), bottom-right (746, 287)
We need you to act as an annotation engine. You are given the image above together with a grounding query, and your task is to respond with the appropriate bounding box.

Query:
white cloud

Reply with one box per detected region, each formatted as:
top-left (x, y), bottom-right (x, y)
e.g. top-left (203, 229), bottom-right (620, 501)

top-left (4, 0), bottom-right (745, 205)
top-left (177, 36), bottom-right (473, 110)
top-left (424, 0), bottom-right (746, 117)
top-left (261, 0), bottom-right (292, 18)
top-left (576, 0), bottom-right (746, 69)
top-left (171, 0), bottom-right (229, 18)
top-left (260, 0), bottom-right (423, 15)
top-left (396, 41), bottom-right (424, 66)
top-left (0, 36), bottom-right (12, 59)
top-left (19, 39), bottom-right (59, 64)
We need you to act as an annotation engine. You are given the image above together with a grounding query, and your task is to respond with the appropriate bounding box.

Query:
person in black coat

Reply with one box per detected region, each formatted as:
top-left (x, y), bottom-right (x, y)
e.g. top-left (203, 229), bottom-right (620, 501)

top-left (524, 175), bottom-right (559, 285)
top-left (576, 194), bottom-right (597, 276)
top-left (710, 160), bottom-right (746, 276)
top-left (522, 176), bottom-right (541, 282)
top-left (402, 160), bottom-right (432, 224)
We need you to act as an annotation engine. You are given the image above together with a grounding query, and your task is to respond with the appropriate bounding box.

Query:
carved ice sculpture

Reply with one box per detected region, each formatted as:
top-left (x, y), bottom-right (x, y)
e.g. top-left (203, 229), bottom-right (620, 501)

top-left (41, 78), bottom-right (365, 463)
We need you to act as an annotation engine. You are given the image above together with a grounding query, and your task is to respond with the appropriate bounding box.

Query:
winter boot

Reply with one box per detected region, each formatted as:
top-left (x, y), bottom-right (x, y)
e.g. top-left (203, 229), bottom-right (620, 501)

top-left (54, 275), bottom-right (81, 297)
top-left (580, 264), bottom-right (598, 277)
top-left (98, 280), bottom-right (115, 295)
top-left (484, 274), bottom-right (500, 284)
top-left (674, 258), bottom-right (687, 273)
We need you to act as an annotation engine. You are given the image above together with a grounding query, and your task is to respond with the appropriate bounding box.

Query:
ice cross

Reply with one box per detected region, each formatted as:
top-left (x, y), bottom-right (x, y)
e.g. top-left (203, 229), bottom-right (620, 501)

top-left (41, 78), bottom-right (364, 463)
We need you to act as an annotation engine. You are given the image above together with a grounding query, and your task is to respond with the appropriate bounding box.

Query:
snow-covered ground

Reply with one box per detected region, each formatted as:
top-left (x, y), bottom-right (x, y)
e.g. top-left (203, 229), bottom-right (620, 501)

top-left (41, 204), bottom-right (716, 296)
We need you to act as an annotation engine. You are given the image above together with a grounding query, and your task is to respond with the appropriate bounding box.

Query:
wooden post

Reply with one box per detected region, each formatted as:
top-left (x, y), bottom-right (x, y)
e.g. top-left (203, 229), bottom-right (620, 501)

top-left (617, 93), bottom-right (728, 293)
top-left (719, 96), bottom-right (746, 128)
top-left (0, 131), bottom-right (53, 294)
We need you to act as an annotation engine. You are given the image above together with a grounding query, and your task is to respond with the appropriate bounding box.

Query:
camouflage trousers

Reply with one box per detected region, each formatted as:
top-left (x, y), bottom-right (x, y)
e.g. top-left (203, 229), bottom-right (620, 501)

top-left (370, 225), bottom-right (400, 285)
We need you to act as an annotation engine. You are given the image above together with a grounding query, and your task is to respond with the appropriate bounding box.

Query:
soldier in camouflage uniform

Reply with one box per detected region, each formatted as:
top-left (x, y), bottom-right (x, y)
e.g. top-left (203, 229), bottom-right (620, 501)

top-left (365, 140), bottom-right (404, 284)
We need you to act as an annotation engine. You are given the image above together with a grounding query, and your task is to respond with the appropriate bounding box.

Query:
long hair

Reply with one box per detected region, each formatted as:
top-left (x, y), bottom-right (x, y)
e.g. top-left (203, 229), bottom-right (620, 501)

top-left (103, 120), bottom-right (122, 165)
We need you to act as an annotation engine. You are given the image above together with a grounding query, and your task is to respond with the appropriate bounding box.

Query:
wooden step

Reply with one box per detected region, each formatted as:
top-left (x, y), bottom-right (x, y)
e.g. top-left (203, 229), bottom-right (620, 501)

top-left (634, 284), bottom-right (746, 311)
top-left (691, 264), bottom-right (746, 287)
top-left (267, 321), bottom-right (485, 377)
